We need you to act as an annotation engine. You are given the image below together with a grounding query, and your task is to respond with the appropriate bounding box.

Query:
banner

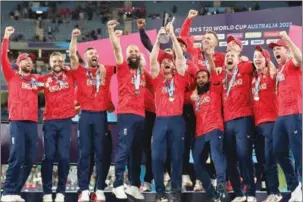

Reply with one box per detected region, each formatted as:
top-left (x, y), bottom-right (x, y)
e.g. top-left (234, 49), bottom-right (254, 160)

top-left (289, 25), bottom-right (302, 51)
top-left (77, 30), bottom-right (158, 122)
top-left (146, 6), bottom-right (302, 58)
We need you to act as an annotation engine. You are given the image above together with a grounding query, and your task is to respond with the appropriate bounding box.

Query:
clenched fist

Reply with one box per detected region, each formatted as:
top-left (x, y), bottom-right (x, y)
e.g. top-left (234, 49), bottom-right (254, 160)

top-left (279, 31), bottom-right (290, 41)
top-left (107, 20), bottom-right (119, 31)
top-left (188, 9), bottom-right (198, 19)
top-left (115, 30), bottom-right (123, 38)
top-left (137, 19), bottom-right (146, 29)
top-left (72, 29), bottom-right (81, 38)
top-left (4, 26), bottom-right (15, 38)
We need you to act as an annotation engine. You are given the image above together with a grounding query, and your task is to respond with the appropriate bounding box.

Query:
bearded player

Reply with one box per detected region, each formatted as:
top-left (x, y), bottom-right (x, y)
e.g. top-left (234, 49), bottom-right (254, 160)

top-left (1, 26), bottom-right (41, 202)
top-left (108, 20), bottom-right (153, 200)
top-left (39, 52), bottom-right (75, 202)
top-left (69, 29), bottom-right (115, 202)
top-left (188, 48), bottom-right (227, 202)
top-left (269, 31), bottom-right (302, 202)
top-left (150, 23), bottom-right (186, 202)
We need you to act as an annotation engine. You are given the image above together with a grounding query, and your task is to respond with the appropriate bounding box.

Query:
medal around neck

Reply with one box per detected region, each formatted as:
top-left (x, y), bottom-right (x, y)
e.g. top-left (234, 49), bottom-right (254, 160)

top-left (254, 95), bottom-right (260, 101)
top-left (135, 89), bottom-right (140, 94)
top-left (169, 96), bottom-right (174, 102)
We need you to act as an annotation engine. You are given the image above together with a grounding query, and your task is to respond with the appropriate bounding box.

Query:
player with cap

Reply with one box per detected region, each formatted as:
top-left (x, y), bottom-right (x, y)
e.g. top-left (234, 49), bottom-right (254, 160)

top-left (251, 46), bottom-right (283, 202)
top-left (107, 19), bottom-right (153, 200)
top-left (69, 28), bottom-right (115, 202)
top-left (38, 51), bottom-right (75, 202)
top-left (269, 31), bottom-right (302, 202)
top-left (188, 48), bottom-right (227, 202)
top-left (150, 23), bottom-right (187, 202)
top-left (222, 48), bottom-right (257, 202)
top-left (1, 26), bottom-right (41, 202)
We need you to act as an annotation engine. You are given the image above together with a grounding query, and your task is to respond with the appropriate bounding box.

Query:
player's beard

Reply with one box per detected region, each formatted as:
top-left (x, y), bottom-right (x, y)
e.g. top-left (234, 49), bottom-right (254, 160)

top-left (21, 65), bottom-right (32, 74)
top-left (128, 57), bottom-right (141, 70)
top-left (197, 82), bottom-right (210, 95)
top-left (52, 65), bottom-right (64, 74)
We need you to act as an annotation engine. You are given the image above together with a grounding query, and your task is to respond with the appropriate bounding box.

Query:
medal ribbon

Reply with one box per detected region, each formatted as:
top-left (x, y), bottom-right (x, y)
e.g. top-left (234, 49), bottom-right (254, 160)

top-left (52, 72), bottom-right (66, 88)
top-left (134, 68), bottom-right (141, 91)
top-left (166, 78), bottom-right (174, 98)
top-left (20, 73), bottom-right (44, 87)
top-left (87, 69), bottom-right (101, 93)
top-left (225, 67), bottom-right (238, 97)
top-left (254, 75), bottom-right (261, 98)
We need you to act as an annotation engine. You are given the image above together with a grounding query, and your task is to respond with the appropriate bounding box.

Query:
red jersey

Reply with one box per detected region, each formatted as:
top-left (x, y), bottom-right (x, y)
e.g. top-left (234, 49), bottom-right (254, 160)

top-left (145, 90), bottom-right (155, 113)
top-left (252, 73), bottom-right (277, 125)
top-left (1, 39), bottom-right (41, 122)
top-left (179, 17), bottom-right (225, 70)
top-left (39, 71), bottom-right (75, 120)
top-left (153, 73), bottom-right (186, 117)
top-left (116, 61), bottom-right (152, 117)
top-left (73, 64), bottom-right (114, 111)
top-left (222, 61), bottom-right (254, 122)
top-left (276, 60), bottom-right (302, 116)
top-left (190, 72), bottom-right (223, 136)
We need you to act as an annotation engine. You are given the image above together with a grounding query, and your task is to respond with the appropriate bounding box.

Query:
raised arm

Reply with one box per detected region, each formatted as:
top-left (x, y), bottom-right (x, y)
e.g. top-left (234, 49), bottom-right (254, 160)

top-left (107, 20), bottom-right (123, 65)
top-left (150, 28), bottom-right (165, 78)
top-left (180, 9), bottom-right (198, 37)
top-left (137, 19), bottom-right (153, 52)
top-left (1, 26), bottom-right (16, 81)
top-left (167, 23), bottom-right (186, 76)
top-left (280, 31), bottom-right (302, 67)
top-left (204, 48), bottom-right (216, 73)
top-left (69, 29), bottom-right (81, 70)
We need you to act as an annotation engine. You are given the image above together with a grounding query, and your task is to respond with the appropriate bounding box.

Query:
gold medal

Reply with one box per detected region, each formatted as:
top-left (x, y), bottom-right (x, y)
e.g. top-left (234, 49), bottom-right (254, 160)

top-left (169, 97), bottom-right (174, 102)
top-left (135, 89), bottom-right (140, 94)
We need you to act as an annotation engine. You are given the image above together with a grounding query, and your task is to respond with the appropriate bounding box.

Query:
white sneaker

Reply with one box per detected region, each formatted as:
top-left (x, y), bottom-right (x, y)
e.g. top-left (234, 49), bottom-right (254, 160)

top-left (141, 182), bottom-right (152, 192)
top-left (247, 196), bottom-right (257, 202)
top-left (263, 194), bottom-right (283, 202)
top-left (93, 190), bottom-right (106, 201)
top-left (232, 196), bottom-right (247, 202)
top-left (78, 190), bottom-right (90, 202)
top-left (289, 183), bottom-right (302, 202)
top-left (1, 195), bottom-right (15, 202)
top-left (55, 193), bottom-right (65, 202)
top-left (211, 179), bottom-right (217, 188)
top-left (112, 185), bottom-right (127, 199)
top-left (193, 180), bottom-right (204, 191)
top-left (43, 194), bottom-right (53, 202)
top-left (164, 172), bottom-right (170, 186)
top-left (125, 186), bottom-right (144, 200)
top-left (182, 175), bottom-right (193, 187)
top-left (14, 195), bottom-right (25, 202)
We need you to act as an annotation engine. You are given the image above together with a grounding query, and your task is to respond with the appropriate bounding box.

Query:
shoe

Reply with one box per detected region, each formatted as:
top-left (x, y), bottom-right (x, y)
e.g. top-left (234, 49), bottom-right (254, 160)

top-left (91, 190), bottom-right (106, 202)
top-left (289, 183), bottom-right (302, 202)
top-left (226, 181), bottom-right (233, 192)
top-left (55, 193), bottom-right (64, 202)
top-left (125, 185), bottom-right (144, 200)
top-left (217, 182), bottom-right (228, 200)
top-left (247, 196), bottom-right (257, 202)
top-left (164, 173), bottom-right (170, 186)
top-left (112, 185), bottom-right (127, 199)
top-left (213, 194), bottom-right (221, 202)
top-left (43, 194), bottom-right (53, 202)
top-left (169, 193), bottom-right (181, 202)
top-left (14, 195), bottom-right (25, 202)
top-left (1, 195), bottom-right (15, 202)
top-left (155, 194), bottom-right (169, 202)
top-left (193, 180), bottom-right (204, 191)
top-left (78, 190), bottom-right (90, 202)
top-left (231, 196), bottom-right (247, 202)
top-left (141, 182), bottom-right (152, 192)
top-left (182, 175), bottom-right (193, 187)
top-left (262, 194), bottom-right (283, 202)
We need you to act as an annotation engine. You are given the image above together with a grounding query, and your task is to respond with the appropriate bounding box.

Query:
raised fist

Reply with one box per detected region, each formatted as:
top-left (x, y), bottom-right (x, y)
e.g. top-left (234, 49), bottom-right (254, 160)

top-left (107, 20), bottom-right (119, 30)
top-left (279, 31), bottom-right (290, 41)
top-left (137, 19), bottom-right (146, 29)
top-left (188, 9), bottom-right (198, 19)
top-left (165, 22), bottom-right (174, 36)
top-left (4, 26), bottom-right (15, 38)
top-left (115, 30), bottom-right (123, 38)
top-left (72, 29), bottom-right (81, 37)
